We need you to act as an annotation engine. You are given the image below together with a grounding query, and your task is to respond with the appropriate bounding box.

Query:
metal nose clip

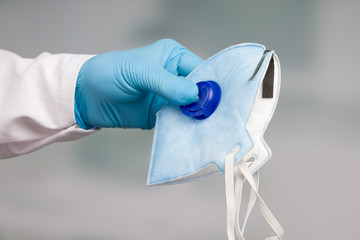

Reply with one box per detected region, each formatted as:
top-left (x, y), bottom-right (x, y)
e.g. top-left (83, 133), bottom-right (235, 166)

top-left (248, 49), bottom-right (272, 82)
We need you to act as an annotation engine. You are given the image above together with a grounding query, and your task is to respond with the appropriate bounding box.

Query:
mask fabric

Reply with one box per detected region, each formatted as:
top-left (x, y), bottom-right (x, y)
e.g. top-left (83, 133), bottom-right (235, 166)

top-left (147, 43), bottom-right (284, 239)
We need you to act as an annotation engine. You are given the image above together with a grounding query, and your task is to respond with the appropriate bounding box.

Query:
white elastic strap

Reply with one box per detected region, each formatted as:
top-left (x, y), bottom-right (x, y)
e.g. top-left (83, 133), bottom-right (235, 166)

top-left (238, 170), bottom-right (259, 236)
top-left (225, 150), bottom-right (284, 240)
top-left (225, 147), bottom-right (239, 240)
top-left (234, 167), bottom-right (245, 239)
top-left (233, 161), bottom-right (258, 240)
top-left (237, 159), bottom-right (284, 239)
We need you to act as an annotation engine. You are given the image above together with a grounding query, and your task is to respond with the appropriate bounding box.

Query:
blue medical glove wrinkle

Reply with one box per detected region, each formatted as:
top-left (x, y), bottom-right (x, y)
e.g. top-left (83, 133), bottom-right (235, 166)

top-left (74, 39), bottom-right (202, 130)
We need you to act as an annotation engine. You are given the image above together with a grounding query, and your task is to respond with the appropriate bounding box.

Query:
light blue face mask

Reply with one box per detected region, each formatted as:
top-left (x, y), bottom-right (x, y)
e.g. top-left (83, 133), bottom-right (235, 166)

top-left (147, 43), bottom-right (284, 240)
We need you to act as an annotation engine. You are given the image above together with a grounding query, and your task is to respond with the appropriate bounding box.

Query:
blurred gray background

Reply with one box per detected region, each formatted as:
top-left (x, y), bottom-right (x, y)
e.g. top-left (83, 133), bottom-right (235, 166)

top-left (0, 0), bottom-right (359, 239)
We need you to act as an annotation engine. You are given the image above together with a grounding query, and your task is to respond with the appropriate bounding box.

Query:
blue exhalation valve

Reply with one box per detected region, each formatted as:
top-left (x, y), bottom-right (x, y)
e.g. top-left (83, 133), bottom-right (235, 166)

top-left (180, 81), bottom-right (221, 120)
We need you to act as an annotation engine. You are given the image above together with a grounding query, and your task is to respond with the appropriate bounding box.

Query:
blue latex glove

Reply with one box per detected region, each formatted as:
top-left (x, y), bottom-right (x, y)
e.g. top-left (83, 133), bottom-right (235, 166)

top-left (74, 39), bottom-right (203, 129)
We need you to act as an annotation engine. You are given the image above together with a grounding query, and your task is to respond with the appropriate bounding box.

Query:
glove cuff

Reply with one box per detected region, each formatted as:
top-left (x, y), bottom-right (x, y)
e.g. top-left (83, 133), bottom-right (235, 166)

top-left (74, 99), bottom-right (94, 130)
top-left (74, 64), bottom-right (95, 130)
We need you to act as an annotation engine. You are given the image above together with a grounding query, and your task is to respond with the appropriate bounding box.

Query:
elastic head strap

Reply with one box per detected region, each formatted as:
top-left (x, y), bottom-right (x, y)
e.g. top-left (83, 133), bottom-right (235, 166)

top-left (225, 148), bottom-right (284, 240)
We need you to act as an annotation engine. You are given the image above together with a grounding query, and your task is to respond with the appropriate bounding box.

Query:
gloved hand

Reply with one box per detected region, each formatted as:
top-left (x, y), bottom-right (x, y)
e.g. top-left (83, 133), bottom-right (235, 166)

top-left (74, 39), bottom-right (203, 129)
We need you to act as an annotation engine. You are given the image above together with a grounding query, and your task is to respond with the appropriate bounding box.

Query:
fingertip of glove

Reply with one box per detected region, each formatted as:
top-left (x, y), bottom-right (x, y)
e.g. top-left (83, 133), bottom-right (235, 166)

top-left (174, 80), bottom-right (198, 105)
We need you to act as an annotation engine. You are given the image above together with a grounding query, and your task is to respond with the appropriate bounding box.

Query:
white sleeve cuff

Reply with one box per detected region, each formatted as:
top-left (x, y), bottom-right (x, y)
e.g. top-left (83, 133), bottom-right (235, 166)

top-left (56, 54), bottom-right (94, 127)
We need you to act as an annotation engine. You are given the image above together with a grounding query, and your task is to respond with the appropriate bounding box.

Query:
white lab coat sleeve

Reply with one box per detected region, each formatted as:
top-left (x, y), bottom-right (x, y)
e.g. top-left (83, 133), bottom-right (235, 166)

top-left (0, 49), bottom-right (99, 159)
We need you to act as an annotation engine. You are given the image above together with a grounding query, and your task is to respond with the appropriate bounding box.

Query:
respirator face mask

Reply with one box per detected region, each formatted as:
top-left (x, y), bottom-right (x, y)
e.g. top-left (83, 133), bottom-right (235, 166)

top-left (147, 43), bottom-right (284, 240)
